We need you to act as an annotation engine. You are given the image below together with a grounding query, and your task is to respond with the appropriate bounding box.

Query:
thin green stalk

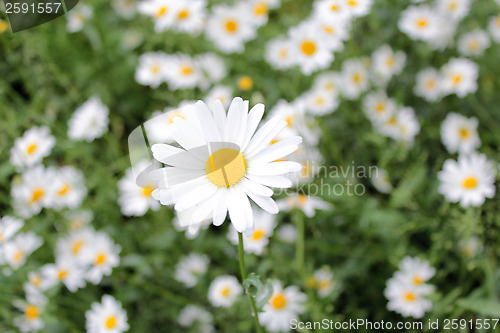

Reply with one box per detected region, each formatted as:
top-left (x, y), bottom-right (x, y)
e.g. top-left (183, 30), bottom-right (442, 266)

top-left (294, 211), bottom-right (305, 276)
top-left (238, 233), bottom-right (263, 333)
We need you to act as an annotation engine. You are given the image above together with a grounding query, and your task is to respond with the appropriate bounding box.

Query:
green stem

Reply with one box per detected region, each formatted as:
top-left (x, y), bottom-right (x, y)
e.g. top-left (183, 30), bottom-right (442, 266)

top-left (294, 211), bottom-right (305, 276)
top-left (238, 233), bottom-right (263, 333)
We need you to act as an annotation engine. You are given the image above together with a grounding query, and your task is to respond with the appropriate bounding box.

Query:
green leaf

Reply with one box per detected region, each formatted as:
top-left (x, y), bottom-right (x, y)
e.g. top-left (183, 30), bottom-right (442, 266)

top-left (456, 298), bottom-right (500, 317)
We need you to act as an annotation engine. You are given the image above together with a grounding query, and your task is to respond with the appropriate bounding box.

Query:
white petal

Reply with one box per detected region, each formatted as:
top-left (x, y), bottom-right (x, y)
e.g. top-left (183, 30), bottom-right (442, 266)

top-left (247, 161), bottom-right (302, 176)
top-left (244, 116), bottom-right (287, 157)
top-left (240, 178), bottom-right (273, 197)
top-left (241, 103), bottom-right (265, 151)
top-left (175, 182), bottom-right (218, 211)
top-left (247, 136), bottom-right (302, 163)
top-left (246, 174), bottom-right (293, 188)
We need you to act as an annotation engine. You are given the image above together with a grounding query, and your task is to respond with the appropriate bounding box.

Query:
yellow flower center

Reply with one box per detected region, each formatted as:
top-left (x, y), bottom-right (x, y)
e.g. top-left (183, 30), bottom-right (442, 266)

top-left (448, 1), bottom-right (457, 10)
top-left (459, 128), bottom-right (469, 139)
top-left (347, 0), bottom-right (357, 7)
top-left (254, 2), bottom-right (268, 16)
top-left (301, 40), bottom-right (317, 56)
top-left (413, 276), bottom-right (423, 285)
top-left (30, 188), bottom-right (45, 204)
top-left (468, 40), bottom-right (479, 51)
top-left (323, 25), bottom-right (334, 34)
top-left (330, 4), bottom-right (339, 11)
top-left (26, 143), bottom-right (37, 155)
top-left (319, 280), bottom-right (332, 289)
top-left (95, 252), bottom-right (107, 265)
top-left (180, 65), bottom-right (193, 76)
top-left (155, 6), bottom-right (168, 18)
top-left (452, 74), bottom-right (462, 86)
top-left (177, 9), bottom-right (189, 20)
top-left (325, 82), bottom-right (335, 91)
top-left (0, 233), bottom-right (3, 242)
top-left (141, 187), bottom-right (154, 197)
top-left (0, 20), bottom-right (8, 33)
top-left (426, 79), bottom-right (436, 89)
top-left (315, 97), bottom-right (325, 105)
top-left (105, 315), bottom-right (117, 329)
top-left (238, 76), bottom-right (253, 90)
top-left (279, 48), bottom-right (287, 59)
top-left (206, 148), bottom-right (247, 188)
top-left (57, 183), bottom-right (71, 196)
top-left (221, 287), bottom-right (231, 297)
top-left (250, 229), bottom-right (265, 241)
top-left (497, 16), bottom-right (500, 28)
top-left (270, 293), bottom-right (287, 309)
top-left (386, 56), bottom-right (395, 67)
top-left (58, 269), bottom-right (68, 280)
top-left (14, 250), bottom-right (24, 263)
top-left (387, 117), bottom-right (397, 125)
top-left (301, 163), bottom-right (310, 177)
top-left (151, 65), bottom-right (160, 74)
top-left (30, 275), bottom-right (41, 286)
top-left (25, 305), bottom-right (39, 320)
top-left (285, 115), bottom-right (294, 127)
top-left (72, 240), bottom-right (84, 254)
top-left (462, 176), bottom-right (478, 189)
top-left (298, 194), bottom-right (307, 206)
top-left (376, 102), bottom-right (386, 113)
top-left (167, 113), bottom-right (184, 125)
top-left (353, 73), bottom-right (361, 83)
top-left (225, 19), bottom-right (238, 33)
top-left (416, 18), bottom-right (428, 28)
top-left (404, 292), bottom-right (416, 301)
top-left (70, 218), bottom-right (83, 229)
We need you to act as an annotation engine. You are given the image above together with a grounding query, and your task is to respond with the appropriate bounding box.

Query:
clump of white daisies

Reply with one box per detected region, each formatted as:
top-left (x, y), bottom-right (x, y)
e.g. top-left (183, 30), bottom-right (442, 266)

top-left (385, 256), bottom-right (436, 319)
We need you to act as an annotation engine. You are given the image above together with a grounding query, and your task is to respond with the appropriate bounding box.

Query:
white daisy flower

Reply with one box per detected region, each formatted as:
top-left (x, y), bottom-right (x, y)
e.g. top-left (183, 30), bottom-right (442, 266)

top-left (440, 58), bottom-right (479, 98)
top-left (118, 162), bottom-right (160, 217)
top-left (227, 209), bottom-right (276, 255)
top-left (174, 253), bottom-right (209, 288)
top-left (277, 194), bottom-right (330, 218)
top-left (268, 100), bottom-right (315, 145)
top-left (438, 153), bottom-right (496, 207)
top-left (245, 0), bottom-right (271, 27)
top-left (396, 256), bottom-right (436, 287)
top-left (135, 52), bottom-right (169, 88)
top-left (163, 54), bottom-right (204, 90)
top-left (312, 0), bottom-right (350, 21)
top-left (362, 91), bottom-right (397, 124)
top-left (308, 267), bottom-right (338, 298)
top-left (265, 38), bottom-right (295, 70)
top-left (301, 89), bottom-right (339, 116)
top-left (150, 97), bottom-right (302, 235)
top-left (259, 280), bottom-right (307, 333)
top-left (178, 305), bottom-right (215, 333)
top-left (3, 232), bottom-right (43, 270)
top-left (436, 0), bottom-right (471, 22)
top-left (342, 0), bottom-right (373, 17)
top-left (121, 29), bottom-right (143, 50)
top-left (66, 4), bottom-right (92, 33)
top-left (137, 0), bottom-right (176, 33)
top-left (196, 53), bottom-right (228, 85)
top-left (0, 216), bottom-right (24, 246)
top-left (277, 224), bottom-right (297, 243)
top-left (68, 96), bottom-right (109, 142)
top-left (440, 112), bottom-right (480, 154)
top-left (11, 166), bottom-right (55, 218)
top-left (208, 275), bottom-right (243, 307)
top-left (113, 0), bottom-right (136, 19)
top-left (80, 232), bottom-right (121, 284)
top-left (392, 107), bottom-right (420, 144)
top-left (384, 277), bottom-right (433, 319)
top-left (312, 71), bottom-right (341, 96)
top-left (458, 29), bottom-right (491, 57)
top-left (85, 295), bottom-right (129, 333)
top-left (371, 45), bottom-right (406, 85)
top-left (51, 166), bottom-right (87, 210)
top-left (65, 209), bottom-right (94, 230)
top-left (488, 15), bottom-right (500, 43)
top-left (24, 271), bottom-right (51, 295)
top-left (288, 23), bottom-right (334, 75)
top-left (315, 17), bottom-right (349, 52)
top-left (144, 108), bottom-right (186, 145)
top-left (284, 145), bottom-right (322, 185)
top-left (204, 86), bottom-right (233, 109)
top-left (371, 168), bottom-right (392, 194)
top-left (40, 259), bottom-right (87, 292)
top-left (339, 58), bottom-right (370, 99)
top-left (398, 6), bottom-right (441, 42)
top-left (10, 126), bottom-right (55, 169)
top-left (414, 67), bottom-right (444, 102)
top-left (459, 236), bottom-right (482, 257)
top-left (13, 292), bottom-right (48, 333)
top-left (170, 0), bottom-right (206, 34)
top-left (56, 227), bottom-right (97, 264)
top-left (205, 5), bottom-right (257, 53)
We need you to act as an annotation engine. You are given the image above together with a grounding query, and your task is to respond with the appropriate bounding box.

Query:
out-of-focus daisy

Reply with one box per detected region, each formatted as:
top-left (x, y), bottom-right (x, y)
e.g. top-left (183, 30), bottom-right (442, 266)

top-left (277, 224), bottom-right (297, 243)
top-left (384, 278), bottom-right (433, 318)
top-left (307, 267), bottom-right (338, 298)
top-left (173, 215), bottom-right (212, 239)
top-left (206, 4), bottom-right (257, 53)
top-left (312, 71), bottom-right (341, 96)
top-left (10, 126), bottom-right (55, 169)
top-left (135, 52), bottom-right (169, 88)
top-left (458, 29), bottom-right (491, 57)
top-left (208, 275), bottom-right (243, 307)
top-left (440, 58), bottom-right (479, 98)
top-left (174, 253), bottom-right (209, 288)
top-left (138, 0), bottom-right (175, 33)
top-left (312, 0), bottom-right (350, 21)
top-left (392, 107), bottom-right (420, 144)
top-left (227, 209), bottom-right (276, 255)
top-left (40, 259), bottom-right (87, 292)
top-left (68, 97), bottom-right (109, 142)
top-left (289, 23), bottom-right (334, 75)
top-left (178, 305), bottom-right (215, 333)
top-left (0, 216), bottom-right (24, 246)
top-left (3, 232), bottom-right (43, 270)
top-left (196, 53), bottom-right (228, 86)
top-left (150, 98), bottom-right (302, 235)
top-left (80, 232), bottom-right (121, 284)
top-left (395, 256), bottom-right (436, 287)
top-left (342, 0), bottom-right (373, 17)
top-left (259, 280), bottom-right (307, 332)
top-left (440, 112), bottom-right (480, 154)
top-left (85, 295), bottom-right (129, 333)
top-left (204, 86), bottom-right (233, 109)
top-left (56, 227), bottom-right (96, 263)
top-left (121, 29), bottom-right (143, 50)
top-left (459, 236), bottom-right (482, 257)
top-left (164, 54), bottom-right (203, 90)
top-left (362, 91), bottom-right (397, 124)
top-left (371, 45), bottom-right (406, 85)
top-left (170, 0), bottom-right (206, 34)
top-left (145, 108), bottom-right (186, 144)
top-left (285, 145), bottom-right (322, 185)
top-left (488, 15), bottom-right (500, 43)
top-left (315, 17), bottom-right (349, 52)
top-left (414, 67), bottom-right (444, 102)
top-left (13, 293), bottom-right (48, 333)
top-left (339, 58), bottom-right (369, 99)
top-left (66, 4), bottom-right (92, 33)
top-left (51, 166), bottom-right (87, 210)
top-left (301, 89), bottom-right (339, 116)
top-left (437, 0), bottom-right (471, 22)
top-left (277, 194), bottom-right (330, 218)
top-left (398, 6), bottom-right (441, 42)
top-left (371, 168), bottom-right (392, 194)
top-left (113, 0), bottom-right (136, 19)
top-left (438, 153), bottom-right (496, 207)
top-left (65, 209), bottom-right (94, 230)
top-left (265, 38), bottom-right (295, 70)
top-left (24, 271), bottom-right (51, 295)
top-left (118, 162), bottom-right (160, 217)
top-left (11, 166), bottom-right (55, 218)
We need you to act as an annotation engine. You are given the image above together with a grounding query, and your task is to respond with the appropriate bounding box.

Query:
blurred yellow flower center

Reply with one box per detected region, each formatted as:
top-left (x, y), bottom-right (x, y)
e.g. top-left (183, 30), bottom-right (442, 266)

top-left (238, 76), bottom-right (253, 90)
top-left (25, 305), bottom-right (39, 320)
top-left (155, 6), bottom-right (167, 18)
top-left (57, 184), bottom-right (71, 196)
top-left (30, 275), bottom-right (41, 286)
top-left (468, 40), bottom-right (479, 50)
top-left (221, 287), bottom-right (231, 297)
top-left (251, 229), bottom-right (265, 240)
top-left (426, 79), bottom-right (435, 89)
top-left (462, 176), bottom-right (478, 189)
top-left (178, 9), bottom-right (189, 20)
top-left (324, 26), bottom-right (334, 34)
top-left (26, 143), bottom-right (37, 155)
top-left (330, 4), bottom-right (339, 11)
top-left (142, 187), bottom-right (154, 197)
top-left (58, 269), bottom-right (68, 280)
top-left (72, 240), bottom-right (84, 254)
top-left (0, 233), bottom-right (3, 242)
top-left (301, 41), bottom-right (317, 56)
top-left (416, 19), bottom-right (428, 28)
top-left (452, 74), bottom-right (462, 86)
top-left (225, 20), bottom-right (238, 33)
top-left (180, 65), bottom-right (193, 75)
top-left (271, 293), bottom-right (287, 309)
top-left (386, 56), bottom-right (395, 67)
top-left (497, 17), bottom-right (500, 27)
top-left (315, 97), bottom-right (325, 105)
top-left (353, 73), bottom-right (361, 83)
top-left (448, 1), bottom-right (457, 10)
top-left (205, 148), bottom-right (247, 188)
top-left (30, 188), bottom-right (45, 204)
top-left (254, 2), bottom-right (268, 16)
top-left (285, 115), bottom-right (294, 127)
top-left (298, 194), bottom-right (307, 206)
top-left (376, 102), bottom-right (385, 112)
top-left (167, 113), bottom-right (184, 124)
top-left (347, 0), bottom-right (357, 7)
top-left (319, 280), bottom-right (331, 289)
top-left (404, 292), bottom-right (416, 301)
top-left (325, 82), bottom-right (335, 91)
top-left (459, 128), bottom-right (469, 139)
top-left (105, 315), bottom-right (117, 329)
top-left (151, 65), bottom-right (160, 74)
top-left (301, 163), bottom-right (310, 177)
top-left (95, 253), bottom-right (107, 265)
top-left (279, 48), bottom-right (287, 59)
top-left (413, 276), bottom-right (423, 285)
top-left (0, 21), bottom-right (8, 33)
top-left (306, 276), bottom-right (317, 288)
top-left (70, 218), bottom-right (83, 229)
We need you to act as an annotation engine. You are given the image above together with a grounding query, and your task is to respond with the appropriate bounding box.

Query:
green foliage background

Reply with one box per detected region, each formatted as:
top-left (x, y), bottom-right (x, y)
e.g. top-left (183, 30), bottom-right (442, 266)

top-left (1, 0), bottom-right (500, 332)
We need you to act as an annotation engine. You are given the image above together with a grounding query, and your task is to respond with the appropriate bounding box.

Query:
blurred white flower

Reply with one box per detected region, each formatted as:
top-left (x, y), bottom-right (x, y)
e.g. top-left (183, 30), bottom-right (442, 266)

top-left (438, 153), bottom-right (496, 207)
top-left (135, 52), bottom-right (169, 88)
top-left (301, 89), bottom-right (339, 116)
top-left (265, 38), bottom-right (295, 70)
top-left (371, 45), bottom-right (406, 85)
top-left (308, 266), bottom-right (338, 298)
top-left (440, 112), bottom-right (480, 154)
top-left (3, 232), bottom-right (43, 270)
top-left (13, 292), bottom-right (47, 333)
top-left (227, 208), bottom-right (276, 255)
top-left (312, 0), bottom-right (351, 21)
top-left (10, 126), bottom-right (55, 169)
top-left (196, 53), bottom-right (228, 85)
top-left (65, 209), bottom-right (94, 230)
top-left (85, 295), bottom-right (129, 333)
top-left (174, 253), bottom-right (209, 288)
top-left (440, 58), bottom-right (479, 98)
top-left (436, 0), bottom-right (471, 22)
top-left (11, 166), bottom-right (55, 218)
top-left (459, 236), bottom-right (483, 257)
top-left (208, 275), bottom-right (243, 307)
top-left (342, 0), bottom-right (373, 17)
top-left (399, 6), bottom-right (442, 42)
top-left (488, 15), bottom-right (500, 43)
top-left (68, 97), bottom-right (109, 142)
top-left (80, 232), bottom-right (121, 284)
top-left (51, 166), bottom-right (87, 210)
top-left (178, 305), bottom-right (215, 333)
top-left (137, 0), bottom-right (176, 32)
top-left (0, 216), bottom-right (24, 246)
top-left (164, 54), bottom-right (204, 90)
top-left (371, 168), bottom-right (392, 194)
top-left (277, 194), bottom-right (330, 218)
top-left (339, 58), bottom-right (369, 99)
top-left (113, 0), bottom-right (136, 19)
top-left (40, 258), bottom-right (87, 292)
top-left (363, 91), bottom-right (397, 124)
top-left (312, 71), bottom-right (341, 96)
top-left (414, 67), bottom-right (444, 102)
top-left (56, 227), bottom-right (97, 264)
top-left (170, 0), bottom-right (206, 34)
top-left (66, 4), bottom-right (92, 33)
top-left (277, 224), bottom-right (297, 243)
top-left (204, 86), bottom-right (233, 109)
top-left (458, 29), bottom-right (491, 57)
top-left (396, 256), bottom-right (436, 287)
top-left (385, 277), bottom-right (433, 319)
